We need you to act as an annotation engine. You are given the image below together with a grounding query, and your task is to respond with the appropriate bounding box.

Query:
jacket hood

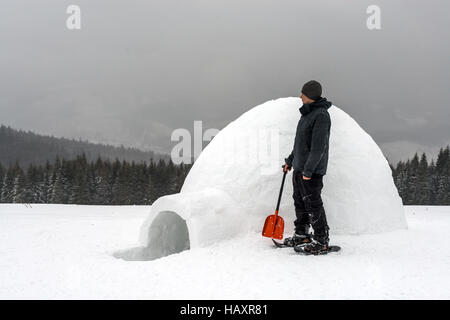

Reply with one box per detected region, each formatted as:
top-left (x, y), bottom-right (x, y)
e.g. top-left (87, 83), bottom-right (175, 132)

top-left (300, 97), bottom-right (332, 116)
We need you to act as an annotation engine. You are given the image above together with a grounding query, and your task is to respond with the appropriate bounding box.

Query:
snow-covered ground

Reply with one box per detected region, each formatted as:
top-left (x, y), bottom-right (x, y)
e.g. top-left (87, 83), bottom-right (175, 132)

top-left (0, 204), bottom-right (448, 299)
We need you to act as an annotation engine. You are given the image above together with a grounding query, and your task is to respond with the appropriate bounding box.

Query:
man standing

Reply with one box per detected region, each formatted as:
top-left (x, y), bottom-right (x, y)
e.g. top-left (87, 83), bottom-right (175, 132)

top-left (283, 80), bottom-right (332, 254)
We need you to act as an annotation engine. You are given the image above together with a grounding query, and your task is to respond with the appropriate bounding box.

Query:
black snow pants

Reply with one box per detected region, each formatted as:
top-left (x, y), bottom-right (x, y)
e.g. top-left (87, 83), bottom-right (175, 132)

top-left (292, 170), bottom-right (330, 244)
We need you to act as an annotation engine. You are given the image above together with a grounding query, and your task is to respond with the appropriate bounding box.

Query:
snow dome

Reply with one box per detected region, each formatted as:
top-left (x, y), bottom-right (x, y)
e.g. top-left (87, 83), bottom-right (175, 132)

top-left (137, 97), bottom-right (407, 260)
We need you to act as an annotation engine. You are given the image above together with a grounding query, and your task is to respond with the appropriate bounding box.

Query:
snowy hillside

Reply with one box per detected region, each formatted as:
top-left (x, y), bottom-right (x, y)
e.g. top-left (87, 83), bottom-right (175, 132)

top-left (0, 204), bottom-right (449, 299)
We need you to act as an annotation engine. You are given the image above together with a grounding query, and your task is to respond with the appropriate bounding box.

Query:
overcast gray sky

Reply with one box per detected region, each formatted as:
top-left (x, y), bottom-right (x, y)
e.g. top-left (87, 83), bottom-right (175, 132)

top-left (1, 0), bottom-right (449, 164)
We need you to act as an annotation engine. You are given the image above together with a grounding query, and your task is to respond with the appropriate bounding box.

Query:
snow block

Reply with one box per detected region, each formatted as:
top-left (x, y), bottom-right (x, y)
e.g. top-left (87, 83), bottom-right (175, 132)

top-left (139, 188), bottom-right (243, 249)
top-left (140, 97), bottom-right (407, 252)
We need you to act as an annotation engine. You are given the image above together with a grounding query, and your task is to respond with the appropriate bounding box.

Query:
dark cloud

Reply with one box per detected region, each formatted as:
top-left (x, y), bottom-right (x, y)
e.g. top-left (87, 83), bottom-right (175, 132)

top-left (1, 0), bottom-right (449, 163)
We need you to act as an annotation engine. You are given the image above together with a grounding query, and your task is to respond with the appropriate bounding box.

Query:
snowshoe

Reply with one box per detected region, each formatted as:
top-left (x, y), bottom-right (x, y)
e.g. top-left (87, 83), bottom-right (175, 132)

top-left (294, 240), bottom-right (341, 255)
top-left (273, 233), bottom-right (312, 248)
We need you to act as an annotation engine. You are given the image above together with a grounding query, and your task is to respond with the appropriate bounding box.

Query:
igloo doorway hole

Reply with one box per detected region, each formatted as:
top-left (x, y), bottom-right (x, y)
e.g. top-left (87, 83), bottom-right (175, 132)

top-left (146, 210), bottom-right (190, 259)
top-left (113, 211), bottom-right (190, 261)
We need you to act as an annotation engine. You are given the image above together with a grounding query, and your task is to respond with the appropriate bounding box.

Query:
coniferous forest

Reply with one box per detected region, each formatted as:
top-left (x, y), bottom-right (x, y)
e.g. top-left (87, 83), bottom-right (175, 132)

top-left (391, 145), bottom-right (450, 205)
top-left (0, 154), bottom-right (191, 205)
top-left (0, 146), bottom-right (449, 206)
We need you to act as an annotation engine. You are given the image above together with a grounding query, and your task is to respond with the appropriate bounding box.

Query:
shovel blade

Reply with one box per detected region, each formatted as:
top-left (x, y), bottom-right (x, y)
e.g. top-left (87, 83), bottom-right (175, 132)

top-left (262, 214), bottom-right (284, 240)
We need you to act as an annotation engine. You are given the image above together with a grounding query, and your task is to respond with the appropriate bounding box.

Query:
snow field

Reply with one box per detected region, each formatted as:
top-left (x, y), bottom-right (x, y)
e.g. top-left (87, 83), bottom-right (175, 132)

top-left (0, 204), bottom-right (448, 299)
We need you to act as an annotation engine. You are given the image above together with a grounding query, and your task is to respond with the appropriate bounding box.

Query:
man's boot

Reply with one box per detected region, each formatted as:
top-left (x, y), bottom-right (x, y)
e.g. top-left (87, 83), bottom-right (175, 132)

top-left (294, 238), bottom-right (329, 255)
top-left (283, 232), bottom-right (312, 247)
top-left (295, 209), bottom-right (330, 254)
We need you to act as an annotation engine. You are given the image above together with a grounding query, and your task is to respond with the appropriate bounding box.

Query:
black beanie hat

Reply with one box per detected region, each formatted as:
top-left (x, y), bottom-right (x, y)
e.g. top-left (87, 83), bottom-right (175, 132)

top-left (301, 80), bottom-right (322, 101)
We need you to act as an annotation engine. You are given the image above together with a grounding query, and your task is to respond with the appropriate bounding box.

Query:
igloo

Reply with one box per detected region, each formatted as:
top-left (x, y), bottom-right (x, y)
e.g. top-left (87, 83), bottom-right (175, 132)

top-left (137, 97), bottom-right (407, 260)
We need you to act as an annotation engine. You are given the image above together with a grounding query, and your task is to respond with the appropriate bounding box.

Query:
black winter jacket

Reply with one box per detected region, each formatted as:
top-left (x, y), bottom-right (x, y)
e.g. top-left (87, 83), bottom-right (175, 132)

top-left (285, 97), bottom-right (332, 177)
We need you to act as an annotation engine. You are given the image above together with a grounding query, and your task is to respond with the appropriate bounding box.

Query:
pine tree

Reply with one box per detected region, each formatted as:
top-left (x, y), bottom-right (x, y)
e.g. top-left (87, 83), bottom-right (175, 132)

top-left (435, 146), bottom-right (450, 205)
top-left (11, 162), bottom-right (26, 203)
top-left (41, 161), bottom-right (53, 203)
top-left (20, 164), bottom-right (38, 203)
top-left (1, 166), bottom-right (14, 202)
top-left (416, 153), bottom-right (430, 204)
top-left (394, 161), bottom-right (407, 204)
top-left (52, 157), bottom-right (69, 204)
top-left (428, 159), bottom-right (438, 205)
top-left (0, 163), bottom-right (5, 202)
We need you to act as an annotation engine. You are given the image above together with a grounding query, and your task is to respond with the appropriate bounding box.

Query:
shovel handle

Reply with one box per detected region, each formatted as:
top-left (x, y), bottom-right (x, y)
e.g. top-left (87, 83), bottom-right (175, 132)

top-left (275, 169), bottom-right (288, 214)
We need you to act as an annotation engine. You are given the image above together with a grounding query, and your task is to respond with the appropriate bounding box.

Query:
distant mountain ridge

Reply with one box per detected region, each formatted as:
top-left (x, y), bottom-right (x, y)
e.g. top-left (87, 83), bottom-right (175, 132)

top-left (0, 125), bottom-right (170, 167)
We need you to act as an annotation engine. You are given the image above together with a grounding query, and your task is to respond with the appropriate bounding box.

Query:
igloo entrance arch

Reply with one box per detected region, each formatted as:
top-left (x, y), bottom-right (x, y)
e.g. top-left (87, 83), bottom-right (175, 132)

top-left (146, 211), bottom-right (190, 259)
top-left (137, 97), bottom-right (407, 259)
top-left (114, 210), bottom-right (189, 261)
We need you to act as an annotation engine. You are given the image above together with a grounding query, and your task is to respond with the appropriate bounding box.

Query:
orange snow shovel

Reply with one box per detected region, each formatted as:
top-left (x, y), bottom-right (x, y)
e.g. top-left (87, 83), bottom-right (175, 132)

top-left (262, 169), bottom-right (287, 240)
